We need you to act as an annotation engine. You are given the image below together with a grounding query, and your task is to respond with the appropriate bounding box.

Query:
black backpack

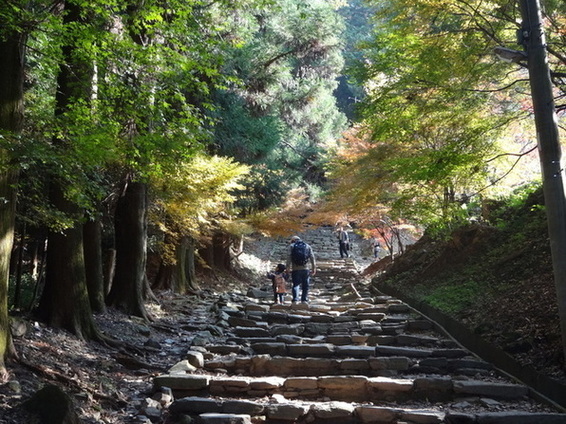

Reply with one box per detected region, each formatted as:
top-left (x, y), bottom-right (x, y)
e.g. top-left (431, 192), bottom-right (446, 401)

top-left (291, 240), bottom-right (310, 265)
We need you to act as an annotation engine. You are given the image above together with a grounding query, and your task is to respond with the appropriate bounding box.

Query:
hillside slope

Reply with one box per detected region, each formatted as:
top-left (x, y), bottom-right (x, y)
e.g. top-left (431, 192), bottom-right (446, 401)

top-left (372, 188), bottom-right (565, 386)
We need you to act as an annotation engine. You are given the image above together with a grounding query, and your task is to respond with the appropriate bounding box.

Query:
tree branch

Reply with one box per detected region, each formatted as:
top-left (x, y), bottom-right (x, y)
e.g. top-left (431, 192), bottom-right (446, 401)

top-left (469, 145), bottom-right (539, 199)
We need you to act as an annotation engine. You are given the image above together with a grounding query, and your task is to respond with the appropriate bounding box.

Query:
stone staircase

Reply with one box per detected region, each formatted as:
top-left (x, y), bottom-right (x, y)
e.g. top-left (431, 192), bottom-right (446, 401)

top-left (147, 228), bottom-right (566, 424)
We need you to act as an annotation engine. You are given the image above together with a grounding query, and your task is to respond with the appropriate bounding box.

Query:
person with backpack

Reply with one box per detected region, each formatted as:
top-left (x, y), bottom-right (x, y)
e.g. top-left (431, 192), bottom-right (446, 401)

top-left (267, 263), bottom-right (289, 304)
top-left (286, 235), bottom-right (317, 304)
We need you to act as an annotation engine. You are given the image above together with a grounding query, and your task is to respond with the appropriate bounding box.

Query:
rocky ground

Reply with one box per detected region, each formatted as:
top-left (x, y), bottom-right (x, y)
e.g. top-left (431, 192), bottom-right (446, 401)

top-left (0, 275), bottom-right (252, 423)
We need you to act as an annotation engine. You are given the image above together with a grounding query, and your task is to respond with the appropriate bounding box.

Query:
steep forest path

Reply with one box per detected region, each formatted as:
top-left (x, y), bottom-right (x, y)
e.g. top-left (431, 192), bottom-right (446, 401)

top-left (145, 227), bottom-right (566, 424)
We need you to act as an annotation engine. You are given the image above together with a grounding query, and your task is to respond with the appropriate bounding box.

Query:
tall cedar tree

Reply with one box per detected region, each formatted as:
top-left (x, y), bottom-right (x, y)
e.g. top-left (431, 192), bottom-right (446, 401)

top-left (107, 180), bottom-right (149, 319)
top-left (0, 27), bottom-right (25, 380)
top-left (36, 0), bottom-right (102, 340)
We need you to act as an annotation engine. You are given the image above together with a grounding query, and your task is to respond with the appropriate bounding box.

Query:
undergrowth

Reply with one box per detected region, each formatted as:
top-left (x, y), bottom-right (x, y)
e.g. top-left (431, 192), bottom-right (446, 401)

top-left (377, 183), bottom-right (547, 318)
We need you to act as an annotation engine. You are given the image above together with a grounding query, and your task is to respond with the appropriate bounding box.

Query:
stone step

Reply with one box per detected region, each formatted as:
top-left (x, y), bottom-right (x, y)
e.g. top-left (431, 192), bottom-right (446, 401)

top-left (203, 353), bottom-right (491, 377)
top-left (223, 322), bottom-right (454, 346)
top-left (154, 373), bottom-right (531, 403)
top-left (233, 301), bottom-right (412, 319)
top-left (224, 330), bottom-right (452, 347)
top-left (148, 227), bottom-right (566, 423)
top-left (166, 396), bottom-right (566, 424)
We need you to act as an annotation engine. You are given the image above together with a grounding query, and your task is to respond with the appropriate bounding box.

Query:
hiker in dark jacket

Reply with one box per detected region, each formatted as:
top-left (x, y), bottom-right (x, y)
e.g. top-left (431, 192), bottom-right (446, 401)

top-left (337, 226), bottom-right (350, 258)
top-left (286, 236), bottom-right (316, 303)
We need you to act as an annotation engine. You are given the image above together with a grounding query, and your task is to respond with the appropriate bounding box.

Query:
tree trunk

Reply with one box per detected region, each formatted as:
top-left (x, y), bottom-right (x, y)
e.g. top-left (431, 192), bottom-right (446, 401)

top-left (103, 248), bottom-right (116, 295)
top-left (152, 236), bottom-right (199, 294)
top-left (83, 218), bottom-right (106, 313)
top-left (213, 232), bottom-right (232, 271)
top-left (107, 181), bottom-right (149, 320)
top-left (153, 233), bottom-right (178, 292)
top-left (38, 184), bottom-right (98, 339)
top-left (27, 227), bottom-right (47, 311)
top-left (12, 224), bottom-right (26, 310)
top-left (0, 168), bottom-right (17, 380)
top-left (153, 260), bottom-right (174, 292)
top-left (36, 0), bottom-right (101, 341)
top-left (185, 237), bottom-right (198, 292)
top-left (520, 0), bottom-right (566, 366)
top-left (0, 27), bottom-right (25, 380)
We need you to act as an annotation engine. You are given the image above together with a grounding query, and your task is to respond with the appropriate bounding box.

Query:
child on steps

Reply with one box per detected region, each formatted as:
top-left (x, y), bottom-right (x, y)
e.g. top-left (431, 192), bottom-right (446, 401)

top-left (267, 263), bottom-right (289, 304)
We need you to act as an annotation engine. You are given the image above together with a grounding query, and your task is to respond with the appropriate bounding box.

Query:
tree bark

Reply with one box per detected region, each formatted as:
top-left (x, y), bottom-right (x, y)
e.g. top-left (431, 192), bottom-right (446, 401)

top-left (83, 218), bottom-right (106, 313)
top-left (0, 26), bottom-right (25, 380)
top-left (38, 189), bottom-right (98, 339)
top-left (213, 232), bottom-right (232, 271)
top-left (103, 248), bottom-right (116, 295)
top-left (106, 181), bottom-right (149, 320)
top-left (153, 232), bottom-right (178, 292)
top-left (36, 0), bottom-right (101, 341)
top-left (184, 237), bottom-right (199, 292)
top-left (12, 224), bottom-right (26, 310)
top-left (520, 0), bottom-right (566, 366)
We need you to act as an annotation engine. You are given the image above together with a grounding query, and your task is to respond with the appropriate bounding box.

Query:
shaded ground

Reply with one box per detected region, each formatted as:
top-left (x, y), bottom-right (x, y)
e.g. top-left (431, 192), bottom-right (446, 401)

top-left (0, 274), bottom-right (251, 423)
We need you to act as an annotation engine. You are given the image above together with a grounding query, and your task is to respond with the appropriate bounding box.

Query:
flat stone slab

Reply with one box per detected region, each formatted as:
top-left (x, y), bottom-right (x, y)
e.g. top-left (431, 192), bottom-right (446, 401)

top-left (368, 376), bottom-right (414, 392)
top-left (266, 403), bottom-right (310, 420)
top-left (453, 380), bottom-right (528, 399)
top-left (396, 334), bottom-right (439, 346)
top-left (233, 326), bottom-right (271, 337)
top-left (284, 377), bottom-right (319, 390)
top-left (207, 345), bottom-right (243, 354)
top-left (153, 374), bottom-right (210, 391)
top-left (335, 345), bottom-right (377, 358)
top-left (355, 312), bottom-right (387, 321)
top-left (368, 356), bottom-right (411, 371)
top-left (400, 409), bottom-right (445, 423)
top-left (250, 342), bottom-right (287, 356)
top-left (228, 316), bottom-right (267, 327)
top-left (270, 324), bottom-right (304, 336)
top-left (375, 346), bottom-right (433, 357)
top-left (222, 400), bottom-right (265, 415)
top-left (311, 401), bottom-right (356, 418)
top-left (169, 397), bottom-right (223, 414)
top-left (287, 343), bottom-right (335, 356)
top-left (348, 306), bottom-right (389, 315)
top-left (318, 375), bottom-right (369, 390)
top-left (474, 412), bottom-right (566, 423)
top-left (355, 406), bottom-right (400, 423)
top-left (199, 413), bottom-right (252, 424)
top-left (249, 377), bottom-right (285, 390)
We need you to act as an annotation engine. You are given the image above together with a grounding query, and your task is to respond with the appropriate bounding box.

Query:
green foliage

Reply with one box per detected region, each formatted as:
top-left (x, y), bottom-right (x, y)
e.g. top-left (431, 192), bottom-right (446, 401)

top-left (213, 0), bottom-right (348, 209)
top-left (150, 154), bottom-right (249, 262)
top-left (12, 0), bottom-right (256, 233)
top-left (424, 279), bottom-right (482, 314)
top-left (487, 182), bottom-right (546, 233)
top-left (326, 0), bottom-right (546, 235)
top-left (379, 184), bottom-right (551, 321)
top-left (233, 165), bottom-right (295, 213)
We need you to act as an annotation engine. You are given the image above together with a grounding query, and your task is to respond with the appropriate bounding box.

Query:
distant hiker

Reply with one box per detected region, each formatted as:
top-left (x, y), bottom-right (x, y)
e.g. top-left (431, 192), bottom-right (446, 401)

top-left (267, 263), bottom-right (288, 304)
top-left (286, 236), bottom-right (317, 303)
top-left (372, 238), bottom-right (381, 260)
top-left (337, 226), bottom-right (350, 258)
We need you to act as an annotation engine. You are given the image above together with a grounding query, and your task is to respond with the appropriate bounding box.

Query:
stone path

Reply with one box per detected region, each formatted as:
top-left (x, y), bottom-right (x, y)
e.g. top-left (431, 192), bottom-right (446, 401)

top-left (143, 227), bottom-right (566, 424)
